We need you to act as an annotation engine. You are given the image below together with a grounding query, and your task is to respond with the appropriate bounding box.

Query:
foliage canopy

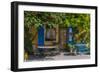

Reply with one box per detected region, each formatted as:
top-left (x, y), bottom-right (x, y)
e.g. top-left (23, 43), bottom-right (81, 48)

top-left (24, 11), bottom-right (90, 53)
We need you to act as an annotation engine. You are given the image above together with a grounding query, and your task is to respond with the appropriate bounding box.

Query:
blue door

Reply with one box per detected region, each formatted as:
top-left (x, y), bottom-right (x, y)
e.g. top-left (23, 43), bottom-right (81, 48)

top-left (67, 26), bottom-right (73, 44)
top-left (38, 26), bottom-right (44, 46)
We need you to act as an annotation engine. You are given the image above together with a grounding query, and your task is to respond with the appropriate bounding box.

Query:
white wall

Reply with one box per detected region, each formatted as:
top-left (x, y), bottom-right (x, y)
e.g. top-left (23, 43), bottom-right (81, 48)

top-left (0, 0), bottom-right (99, 73)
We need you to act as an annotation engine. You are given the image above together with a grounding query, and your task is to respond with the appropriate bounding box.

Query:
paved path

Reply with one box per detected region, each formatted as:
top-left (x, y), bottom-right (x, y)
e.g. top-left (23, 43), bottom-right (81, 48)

top-left (26, 53), bottom-right (90, 61)
top-left (46, 53), bottom-right (90, 60)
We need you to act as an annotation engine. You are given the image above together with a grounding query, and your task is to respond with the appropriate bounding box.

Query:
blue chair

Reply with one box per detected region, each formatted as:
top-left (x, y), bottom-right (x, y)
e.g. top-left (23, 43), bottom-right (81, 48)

top-left (75, 44), bottom-right (89, 55)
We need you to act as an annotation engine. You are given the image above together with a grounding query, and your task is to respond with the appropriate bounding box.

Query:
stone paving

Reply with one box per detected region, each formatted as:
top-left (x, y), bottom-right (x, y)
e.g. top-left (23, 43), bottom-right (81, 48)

top-left (25, 52), bottom-right (90, 62)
